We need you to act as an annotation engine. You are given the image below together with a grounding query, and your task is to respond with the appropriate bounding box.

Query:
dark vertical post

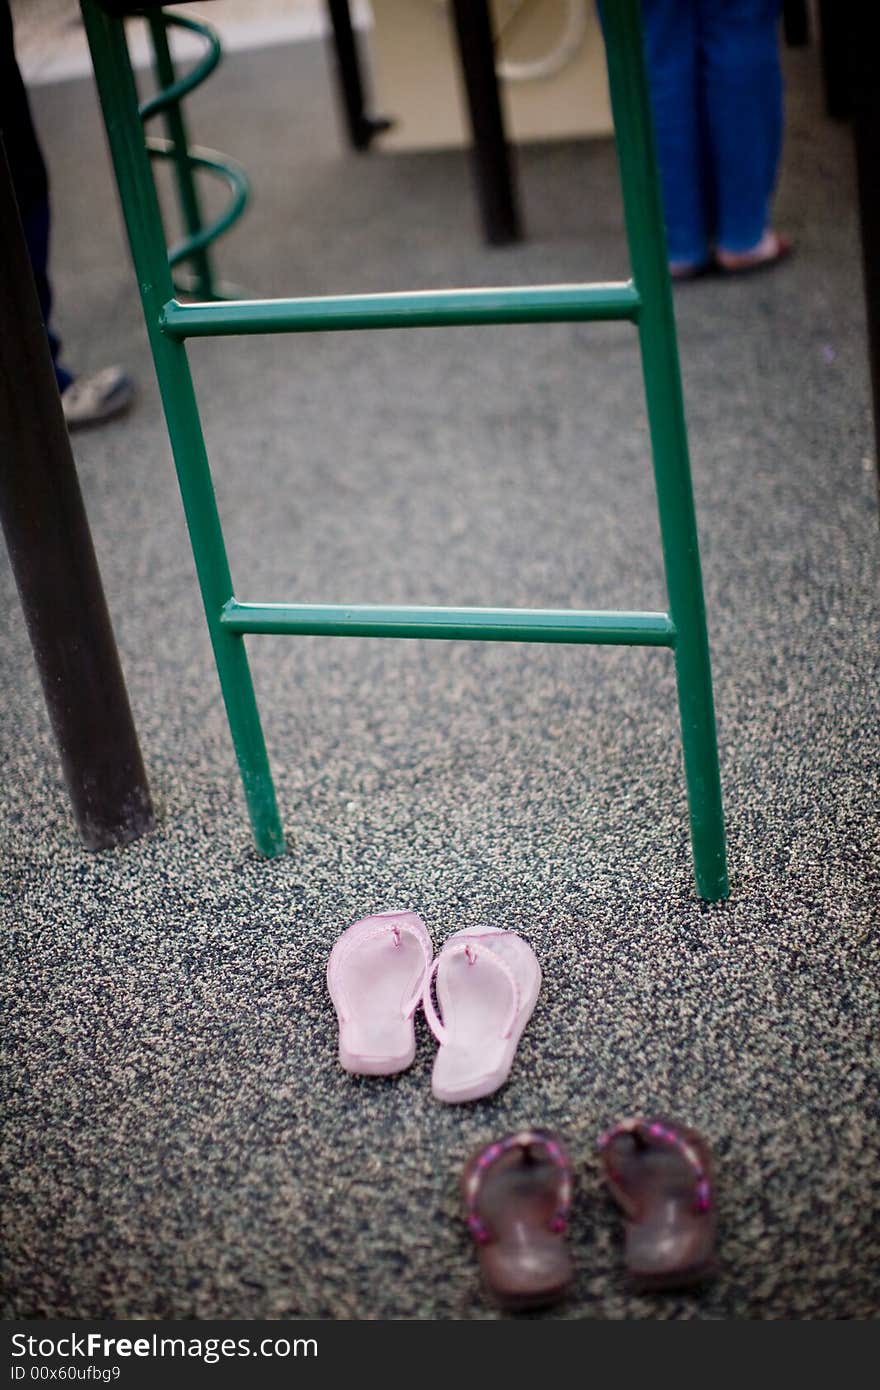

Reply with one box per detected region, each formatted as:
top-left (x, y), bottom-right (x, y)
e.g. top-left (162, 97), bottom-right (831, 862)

top-left (325, 0), bottom-right (392, 150)
top-left (0, 140), bottom-right (154, 850)
top-left (449, 0), bottom-right (522, 245)
top-left (854, 114), bottom-right (880, 477)
top-left (846, 9), bottom-right (880, 484)
top-left (814, 3), bottom-right (880, 481)
top-left (782, 0), bottom-right (809, 47)
top-left (818, 0), bottom-right (851, 119)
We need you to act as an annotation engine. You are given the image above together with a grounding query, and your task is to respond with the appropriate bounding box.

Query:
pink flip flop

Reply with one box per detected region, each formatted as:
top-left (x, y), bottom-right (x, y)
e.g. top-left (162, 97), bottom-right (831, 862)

top-left (422, 926), bottom-right (542, 1103)
top-left (326, 910), bottom-right (432, 1075)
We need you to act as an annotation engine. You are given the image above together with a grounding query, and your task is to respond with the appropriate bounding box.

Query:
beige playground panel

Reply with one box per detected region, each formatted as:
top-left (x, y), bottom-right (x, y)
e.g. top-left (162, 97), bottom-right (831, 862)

top-left (368, 0), bottom-right (613, 151)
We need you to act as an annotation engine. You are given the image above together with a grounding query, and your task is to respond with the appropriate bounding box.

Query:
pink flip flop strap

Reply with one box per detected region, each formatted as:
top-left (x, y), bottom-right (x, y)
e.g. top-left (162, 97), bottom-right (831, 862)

top-left (421, 932), bottom-right (521, 1047)
top-left (332, 911), bottom-right (431, 1023)
top-left (597, 1117), bottom-right (712, 1214)
top-left (464, 1129), bottom-right (572, 1245)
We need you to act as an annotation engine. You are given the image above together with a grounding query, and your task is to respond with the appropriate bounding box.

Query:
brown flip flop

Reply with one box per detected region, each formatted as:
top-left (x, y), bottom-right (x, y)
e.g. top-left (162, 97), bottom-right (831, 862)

top-left (598, 1116), bottom-right (717, 1291)
top-left (461, 1128), bottom-right (574, 1311)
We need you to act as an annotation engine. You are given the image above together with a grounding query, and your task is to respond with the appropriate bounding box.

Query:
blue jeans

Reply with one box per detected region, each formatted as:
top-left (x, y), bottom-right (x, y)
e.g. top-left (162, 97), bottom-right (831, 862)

top-left (640, 0), bottom-right (784, 264)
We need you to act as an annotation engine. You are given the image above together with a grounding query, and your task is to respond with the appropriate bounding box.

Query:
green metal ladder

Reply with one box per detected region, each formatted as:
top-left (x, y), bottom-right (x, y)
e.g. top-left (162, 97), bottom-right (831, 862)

top-left (81, 0), bottom-right (729, 900)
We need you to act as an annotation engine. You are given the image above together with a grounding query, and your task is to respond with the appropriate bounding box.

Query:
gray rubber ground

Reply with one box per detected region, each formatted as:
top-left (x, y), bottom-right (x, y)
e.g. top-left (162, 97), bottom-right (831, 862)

top-left (1, 35), bottom-right (878, 1319)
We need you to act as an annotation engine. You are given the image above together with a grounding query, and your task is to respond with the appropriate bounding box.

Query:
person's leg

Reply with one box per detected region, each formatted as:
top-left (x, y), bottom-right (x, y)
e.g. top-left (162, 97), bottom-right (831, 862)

top-left (0, 0), bottom-right (72, 390)
top-left (640, 0), bottom-right (712, 272)
top-left (1, 0), bottom-right (133, 422)
top-left (20, 200), bottom-right (73, 392)
top-left (699, 0), bottom-right (786, 259)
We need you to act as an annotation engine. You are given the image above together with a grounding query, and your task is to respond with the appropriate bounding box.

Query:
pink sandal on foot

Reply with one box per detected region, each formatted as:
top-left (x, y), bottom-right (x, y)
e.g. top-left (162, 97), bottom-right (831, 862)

top-left (327, 910), bottom-right (432, 1075)
top-left (422, 926), bottom-right (541, 1103)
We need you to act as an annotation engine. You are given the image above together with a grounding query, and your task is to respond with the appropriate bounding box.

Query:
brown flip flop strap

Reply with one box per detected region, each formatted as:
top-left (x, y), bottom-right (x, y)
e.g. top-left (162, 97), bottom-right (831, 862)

top-left (597, 1117), bottom-right (712, 1214)
top-left (464, 1129), bottom-right (572, 1245)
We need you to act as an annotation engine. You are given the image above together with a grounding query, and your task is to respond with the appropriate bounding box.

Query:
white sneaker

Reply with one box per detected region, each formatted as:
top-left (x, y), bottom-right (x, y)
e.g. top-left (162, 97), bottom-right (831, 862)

top-left (61, 365), bottom-right (135, 429)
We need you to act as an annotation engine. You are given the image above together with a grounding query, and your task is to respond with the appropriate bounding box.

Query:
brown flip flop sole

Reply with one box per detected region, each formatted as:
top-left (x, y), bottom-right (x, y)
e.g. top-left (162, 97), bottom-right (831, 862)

top-left (462, 1128), bottom-right (574, 1311)
top-left (598, 1115), bottom-right (717, 1292)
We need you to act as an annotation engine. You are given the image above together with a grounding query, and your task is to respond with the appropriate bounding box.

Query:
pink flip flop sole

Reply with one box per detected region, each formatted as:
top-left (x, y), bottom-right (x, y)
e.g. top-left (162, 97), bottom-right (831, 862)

top-left (327, 910), bottom-right (432, 1075)
top-left (424, 926), bottom-right (542, 1103)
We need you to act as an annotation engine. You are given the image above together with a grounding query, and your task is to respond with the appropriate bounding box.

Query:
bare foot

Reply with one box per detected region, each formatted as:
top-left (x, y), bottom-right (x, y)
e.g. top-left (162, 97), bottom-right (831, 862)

top-left (715, 229), bottom-right (793, 274)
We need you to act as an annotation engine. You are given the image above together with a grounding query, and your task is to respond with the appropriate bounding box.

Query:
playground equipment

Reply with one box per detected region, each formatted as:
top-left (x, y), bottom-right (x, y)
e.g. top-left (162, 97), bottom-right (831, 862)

top-left (141, 7), bottom-right (248, 298)
top-left (81, 0), bottom-right (728, 900)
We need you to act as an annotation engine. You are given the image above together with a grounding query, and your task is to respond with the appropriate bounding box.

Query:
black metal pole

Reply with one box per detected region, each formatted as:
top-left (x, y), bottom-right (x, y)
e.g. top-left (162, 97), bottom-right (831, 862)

top-left (449, 0), bottom-right (522, 245)
top-left (854, 113), bottom-right (880, 484)
top-left (782, 0), bottom-right (809, 48)
top-left (0, 139), bottom-right (155, 850)
top-left (847, 12), bottom-right (880, 491)
top-left (821, 3), bottom-right (880, 487)
top-left (818, 0), bottom-right (851, 120)
top-left (325, 0), bottom-right (392, 151)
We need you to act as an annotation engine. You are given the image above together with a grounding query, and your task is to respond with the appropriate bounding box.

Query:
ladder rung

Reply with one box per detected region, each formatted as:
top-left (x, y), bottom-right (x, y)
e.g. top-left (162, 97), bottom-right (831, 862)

top-left (161, 282), bottom-right (641, 338)
top-left (220, 601), bottom-right (675, 646)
